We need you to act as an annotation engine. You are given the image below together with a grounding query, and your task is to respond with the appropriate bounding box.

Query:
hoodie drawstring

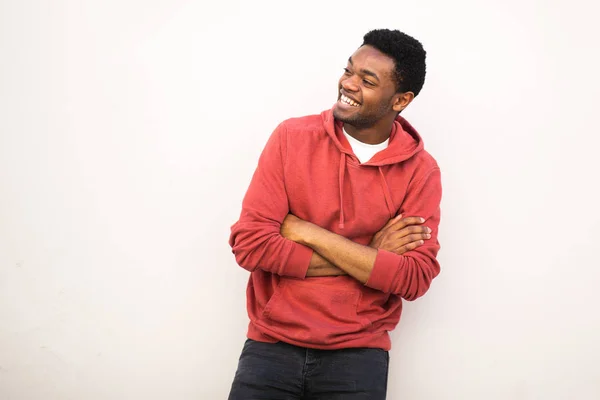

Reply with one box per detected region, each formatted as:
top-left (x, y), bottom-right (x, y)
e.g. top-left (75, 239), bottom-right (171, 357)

top-left (338, 153), bottom-right (346, 229)
top-left (338, 155), bottom-right (395, 229)
top-left (378, 167), bottom-right (395, 219)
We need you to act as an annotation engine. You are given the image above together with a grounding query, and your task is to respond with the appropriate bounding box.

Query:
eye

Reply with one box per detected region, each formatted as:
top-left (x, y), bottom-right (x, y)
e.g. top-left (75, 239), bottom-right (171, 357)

top-left (343, 68), bottom-right (351, 75)
top-left (363, 79), bottom-right (375, 86)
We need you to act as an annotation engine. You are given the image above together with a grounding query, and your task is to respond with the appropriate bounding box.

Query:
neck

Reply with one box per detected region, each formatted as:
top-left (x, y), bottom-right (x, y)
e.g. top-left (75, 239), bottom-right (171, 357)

top-left (344, 117), bottom-right (395, 145)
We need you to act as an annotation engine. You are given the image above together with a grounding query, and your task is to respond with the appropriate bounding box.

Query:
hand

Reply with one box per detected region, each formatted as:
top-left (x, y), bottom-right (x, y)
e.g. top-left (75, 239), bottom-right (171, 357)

top-left (306, 252), bottom-right (348, 277)
top-left (282, 216), bottom-right (348, 277)
top-left (281, 214), bottom-right (312, 244)
top-left (369, 215), bottom-right (431, 255)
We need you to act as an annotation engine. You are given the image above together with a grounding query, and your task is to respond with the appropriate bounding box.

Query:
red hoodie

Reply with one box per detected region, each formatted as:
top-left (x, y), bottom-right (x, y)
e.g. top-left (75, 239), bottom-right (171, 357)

top-left (229, 107), bottom-right (442, 351)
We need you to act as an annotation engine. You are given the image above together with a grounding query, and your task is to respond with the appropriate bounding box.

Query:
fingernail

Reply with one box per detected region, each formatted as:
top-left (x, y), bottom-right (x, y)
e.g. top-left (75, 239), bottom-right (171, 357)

top-left (397, 214), bottom-right (403, 219)
top-left (426, 227), bottom-right (432, 233)
top-left (426, 234), bottom-right (431, 239)
top-left (420, 217), bottom-right (425, 223)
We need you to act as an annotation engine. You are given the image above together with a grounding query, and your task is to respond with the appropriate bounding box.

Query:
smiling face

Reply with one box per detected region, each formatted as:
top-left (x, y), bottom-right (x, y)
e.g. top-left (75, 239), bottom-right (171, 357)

top-left (333, 45), bottom-right (412, 130)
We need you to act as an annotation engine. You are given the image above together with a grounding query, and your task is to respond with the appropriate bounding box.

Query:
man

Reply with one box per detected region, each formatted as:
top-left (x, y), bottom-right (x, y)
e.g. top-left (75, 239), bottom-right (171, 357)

top-left (228, 29), bottom-right (441, 399)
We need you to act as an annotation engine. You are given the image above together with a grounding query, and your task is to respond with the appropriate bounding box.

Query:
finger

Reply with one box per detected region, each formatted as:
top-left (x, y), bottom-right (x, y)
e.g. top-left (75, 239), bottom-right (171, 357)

top-left (375, 214), bottom-right (403, 236)
top-left (388, 216), bottom-right (426, 231)
top-left (393, 232), bottom-right (431, 246)
top-left (380, 214), bottom-right (403, 230)
top-left (392, 225), bottom-right (431, 239)
top-left (392, 239), bottom-right (425, 255)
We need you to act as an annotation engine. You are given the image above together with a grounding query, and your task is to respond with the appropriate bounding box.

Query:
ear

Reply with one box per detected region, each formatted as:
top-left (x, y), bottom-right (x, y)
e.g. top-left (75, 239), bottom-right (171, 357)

top-left (392, 91), bottom-right (415, 113)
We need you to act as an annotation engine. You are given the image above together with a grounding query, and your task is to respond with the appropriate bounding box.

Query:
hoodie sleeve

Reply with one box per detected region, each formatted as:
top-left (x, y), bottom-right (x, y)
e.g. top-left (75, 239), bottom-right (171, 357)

top-left (365, 167), bottom-right (442, 300)
top-left (229, 123), bottom-right (313, 278)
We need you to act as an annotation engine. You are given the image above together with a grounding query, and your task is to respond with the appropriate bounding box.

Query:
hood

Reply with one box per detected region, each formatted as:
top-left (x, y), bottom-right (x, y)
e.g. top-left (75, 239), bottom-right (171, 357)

top-left (320, 107), bottom-right (424, 166)
top-left (320, 106), bottom-right (425, 229)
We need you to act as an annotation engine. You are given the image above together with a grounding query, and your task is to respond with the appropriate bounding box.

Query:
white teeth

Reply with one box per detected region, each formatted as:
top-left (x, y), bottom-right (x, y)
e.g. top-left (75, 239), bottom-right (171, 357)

top-left (341, 94), bottom-right (359, 107)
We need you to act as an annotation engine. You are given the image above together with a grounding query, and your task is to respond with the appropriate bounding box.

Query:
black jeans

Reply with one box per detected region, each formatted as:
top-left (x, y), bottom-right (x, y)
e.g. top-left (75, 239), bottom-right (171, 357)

top-left (228, 339), bottom-right (389, 400)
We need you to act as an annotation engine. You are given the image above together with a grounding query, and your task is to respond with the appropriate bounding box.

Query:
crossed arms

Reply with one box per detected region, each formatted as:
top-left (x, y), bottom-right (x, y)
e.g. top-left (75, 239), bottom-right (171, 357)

top-left (229, 126), bottom-right (441, 300)
top-left (281, 214), bottom-right (431, 282)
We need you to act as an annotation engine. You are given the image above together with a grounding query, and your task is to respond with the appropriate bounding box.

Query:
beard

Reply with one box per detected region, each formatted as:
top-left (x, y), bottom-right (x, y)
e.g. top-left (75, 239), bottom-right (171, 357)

top-left (333, 94), bottom-right (396, 128)
top-left (334, 109), bottom-right (378, 128)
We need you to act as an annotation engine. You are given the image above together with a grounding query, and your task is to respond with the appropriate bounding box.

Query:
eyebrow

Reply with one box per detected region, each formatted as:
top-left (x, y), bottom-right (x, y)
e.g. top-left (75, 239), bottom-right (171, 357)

top-left (348, 56), bottom-right (380, 82)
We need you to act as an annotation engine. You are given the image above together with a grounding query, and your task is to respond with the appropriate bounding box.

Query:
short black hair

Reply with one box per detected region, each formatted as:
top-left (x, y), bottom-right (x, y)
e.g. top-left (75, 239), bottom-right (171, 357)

top-left (362, 29), bottom-right (427, 96)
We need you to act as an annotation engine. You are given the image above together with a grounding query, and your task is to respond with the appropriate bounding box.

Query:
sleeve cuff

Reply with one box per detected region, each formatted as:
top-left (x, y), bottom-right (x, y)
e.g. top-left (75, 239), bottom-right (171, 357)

top-left (365, 249), bottom-right (400, 293)
top-left (281, 242), bottom-right (313, 279)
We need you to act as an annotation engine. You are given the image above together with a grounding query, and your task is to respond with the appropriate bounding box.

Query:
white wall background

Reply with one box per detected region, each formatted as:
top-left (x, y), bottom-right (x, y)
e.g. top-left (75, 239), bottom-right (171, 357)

top-left (1, 0), bottom-right (599, 399)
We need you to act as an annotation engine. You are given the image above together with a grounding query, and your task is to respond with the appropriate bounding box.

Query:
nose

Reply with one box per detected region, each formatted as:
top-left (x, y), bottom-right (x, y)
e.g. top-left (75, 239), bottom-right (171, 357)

top-left (341, 75), bottom-right (359, 92)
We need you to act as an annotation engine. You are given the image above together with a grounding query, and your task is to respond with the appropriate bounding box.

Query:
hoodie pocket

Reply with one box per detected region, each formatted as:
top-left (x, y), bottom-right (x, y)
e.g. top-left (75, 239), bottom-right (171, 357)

top-left (261, 279), bottom-right (372, 345)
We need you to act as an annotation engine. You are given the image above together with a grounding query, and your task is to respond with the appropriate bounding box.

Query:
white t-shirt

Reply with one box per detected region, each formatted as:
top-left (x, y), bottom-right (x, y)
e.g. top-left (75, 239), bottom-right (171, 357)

top-left (343, 127), bottom-right (389, 164)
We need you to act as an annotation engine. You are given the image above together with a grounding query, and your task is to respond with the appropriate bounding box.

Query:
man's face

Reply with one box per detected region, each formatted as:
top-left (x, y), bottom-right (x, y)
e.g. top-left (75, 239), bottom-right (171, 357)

top-left (333, 45), bottom-right (400, 128)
